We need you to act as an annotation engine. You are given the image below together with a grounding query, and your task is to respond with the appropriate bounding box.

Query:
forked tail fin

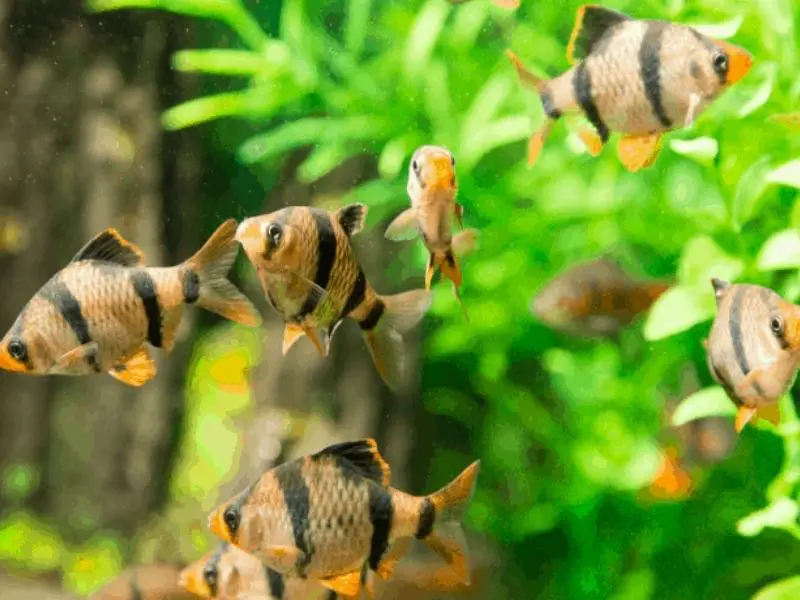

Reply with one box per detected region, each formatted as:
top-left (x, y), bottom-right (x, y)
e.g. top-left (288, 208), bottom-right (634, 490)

top-left (418, 460), bottom-right (481, 586)
top-left (360, 290), bottom-right (432, 390)
top-left (184, 219), bottom-right (262, 327)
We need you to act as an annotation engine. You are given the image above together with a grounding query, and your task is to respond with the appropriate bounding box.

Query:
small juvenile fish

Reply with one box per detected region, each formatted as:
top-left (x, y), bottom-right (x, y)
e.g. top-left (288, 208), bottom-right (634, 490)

top-left (705, 278), bottom-right (800, 432)
top-left (531, 258), bottom-right (669, 337)
top-left (89, 564), bottom-right (196, 600)
top-left (179, 542), bottom-right (335, 600)
top-left (207, 439), bottom-right (480, 599)
top-left (0, 220), bottom-right (261, 386)
top-left (235, 205), bottom-right (432, 388)
top-left (506, 5), bottom-right (753, 171)
top-left (385, 146), bottom-right (478, 317)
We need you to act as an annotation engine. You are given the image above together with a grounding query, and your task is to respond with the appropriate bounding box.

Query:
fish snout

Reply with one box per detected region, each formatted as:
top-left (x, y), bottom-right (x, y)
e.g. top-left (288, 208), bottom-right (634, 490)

top-left (425, 154), bottom-right (457, 191)
top-left (717, 40), bottom-right (753, 85)
top-left (208, 509), bottom-right (231, 543)
top-left (177, 567), bottom-right (193, 592)
top-left (0, 346), bottom-right (27, 372)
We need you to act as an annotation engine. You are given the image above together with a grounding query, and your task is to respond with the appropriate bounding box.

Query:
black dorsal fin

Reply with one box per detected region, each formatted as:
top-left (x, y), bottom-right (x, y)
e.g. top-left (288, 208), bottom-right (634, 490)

top-left (335, 204), bottom-right (368, 237)
top-left (71, 229), bottom-right (146, 266)
top-left (566, 5), bottom-right (632, 64)
top-left (315, 439), bottom-right (391, 486)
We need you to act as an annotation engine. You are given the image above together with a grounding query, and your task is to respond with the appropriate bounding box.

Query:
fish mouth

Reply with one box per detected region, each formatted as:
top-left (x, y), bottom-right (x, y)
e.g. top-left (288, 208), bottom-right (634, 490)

top-left (426, 155), bottom-right (456, 190)
top-left (177, 568), bottom-right (196, 593)
top-left (0, 348), bottom-right (26, 373)
top-left (716, 40), bottom-right (753, 85)
top-left (208, 509), bottom-right (232, 543)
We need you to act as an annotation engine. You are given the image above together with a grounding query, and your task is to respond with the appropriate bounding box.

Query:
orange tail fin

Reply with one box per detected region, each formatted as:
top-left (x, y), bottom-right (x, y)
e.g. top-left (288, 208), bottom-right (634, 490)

top-left (419, 461), bottom-right (481, 586)
top-left (185, 219), bottom-right (262, 327)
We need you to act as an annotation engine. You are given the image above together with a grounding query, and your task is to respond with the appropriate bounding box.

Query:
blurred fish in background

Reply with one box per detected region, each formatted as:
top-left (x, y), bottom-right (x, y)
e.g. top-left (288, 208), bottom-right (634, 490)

top-left (89, 563), bottom-right (195, 600)
top-left (531, 257), bottom-right (670, 338)
top-left (446, 0), bottom-right (520, 9)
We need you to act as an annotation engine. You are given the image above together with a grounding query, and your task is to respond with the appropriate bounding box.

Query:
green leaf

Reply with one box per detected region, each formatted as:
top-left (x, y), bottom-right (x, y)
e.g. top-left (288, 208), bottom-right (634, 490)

top-left (460, 116), bottom-right (531, 169)
top-left (403, 0), bottom-right (450, 84)
top-left (767, 159), bottom-right (800, 189)
top-left (668, 137), bottom-right (718, 165)
top-left (297, 145), bottom-right (356, 184)
top-left (378, 135), bottom-right (417, 180)
top-left (671, 386), bottom-right (736, 426)
top-left (738, 62), bottom-right (777, 118)
top-left (162, 91), bottom-right (252, 130)
top-left (754, 577), bottom-right (800, 600)
top-left (643, 285), bottom-right (715, 341)
top-left (678, 235), bottom-right (744, 287)
top-left (344, 0), bottom-right (372, 58)
top-left (172, 49), bottom-right (265, 76)
top-left (460, 73), bottom-right (513, 146)
top-left (86, 0), bottom-right (232, 19)
top-left (689, 15), bottom-right (744, 39)
top-left (737, 497), bottom-right (799, 537)
top-left (731, 155), bottom-right (772, 231)
top-left (757, 229), bottom-right (800, 271)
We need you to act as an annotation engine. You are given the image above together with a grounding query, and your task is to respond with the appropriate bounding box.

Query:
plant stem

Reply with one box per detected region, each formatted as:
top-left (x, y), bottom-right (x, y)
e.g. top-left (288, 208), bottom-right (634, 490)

top-left (224, 2), bottom-right (270, 52)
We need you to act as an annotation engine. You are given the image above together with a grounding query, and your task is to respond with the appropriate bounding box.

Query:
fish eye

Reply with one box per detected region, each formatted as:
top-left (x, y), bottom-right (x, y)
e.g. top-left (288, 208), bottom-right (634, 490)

top-left (412, 159), bottom-right (419, 173)
top-left (202, 565), bottom-right (218, 595)
top-left (712, 51), bottom-right (728, 75)
top-left (770, 316), bottom-right (785, 336)
top-left (7, 339), bottom-right (27, 362)
top-left (223, 506), bottom-right (240, 535)
top-left (265, 223), bottom-right (282, 246)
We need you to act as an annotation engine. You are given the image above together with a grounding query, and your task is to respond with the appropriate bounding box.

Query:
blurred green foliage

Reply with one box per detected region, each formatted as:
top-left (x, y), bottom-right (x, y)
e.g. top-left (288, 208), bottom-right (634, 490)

top-left (3, 0), bottom-right (794, 596)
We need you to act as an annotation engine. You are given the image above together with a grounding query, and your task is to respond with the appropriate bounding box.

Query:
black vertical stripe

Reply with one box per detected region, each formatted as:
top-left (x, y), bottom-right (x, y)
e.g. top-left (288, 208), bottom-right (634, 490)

top-left (359, 301), bottom-right (385, 332)
top-left (275, 461), bottom-right (312, 573)
top-left (367, 484), bottom-right (393, 571)
top-left (130, 573), bottom-right (143, 600)
top-left (40, 277), bottom-right (99, 371)
top-left (297, 210), bottom-right (337, 319)
top-left (341, 268), bottom-right (367, 319)
top-left (639, 22), bottom-right (672, 128)
top-left (415, 498), bottom-right (436, 540)
top-left (266, 566), bottom-right (285, 600)
top-left (182, 269), bottom-right (200, 304)
top-left (203, 543), bottom-right (226, 598)
top-left (540, 87), bottom-right (562, 119)
top-left (131, 270), bottom-right (163, 348)
top-left (573, 61), bottom-right (610, 143)
top-left (729, 287), bottom-right (765, 397)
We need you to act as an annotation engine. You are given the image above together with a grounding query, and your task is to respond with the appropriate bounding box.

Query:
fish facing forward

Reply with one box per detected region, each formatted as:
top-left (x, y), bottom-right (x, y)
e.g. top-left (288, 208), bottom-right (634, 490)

top-left (179, 542), bottom-right (336, 600)
top-left (506, 5), bottom-right (753, 171)
top-left (385, 146), bottom-right (478, 316)
top-left (531, 258), bottom-right (669, 338)
top-left (705, 278), bottom-right (800, 432)
top-left (235, 205), bottom-right (432, 388)
top-left (0, 220), bottom-right (261, 387)
top-left (88, 564), bottom-right (196, 600)
top-left (207, 439), bottom-right (480, 599)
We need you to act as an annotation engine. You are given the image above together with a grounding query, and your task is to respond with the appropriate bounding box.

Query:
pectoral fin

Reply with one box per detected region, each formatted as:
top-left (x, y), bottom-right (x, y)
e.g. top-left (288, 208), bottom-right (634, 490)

top-left (283, 324), bottom-right (306, 355)
top-left (53, 342), bottom-right (100, 372)
top-left (758, 403), bottom-right (782, 427)
top-left (454, 203), bottom-right (465, 229)
top-left (735, 406), bottom-right (757, 433)
top-left (319, 570), bottom-right (362, 597)
top-left (262, 545), bottom-right (305, 573)
top-left (578, 126), bottom-right (604, 156)
top-left (385, 208), bottom-right (419, 242)
top-left (617, 133), bottom-right (662, 172)
top-left (108, 348), bottom-right (157, 387)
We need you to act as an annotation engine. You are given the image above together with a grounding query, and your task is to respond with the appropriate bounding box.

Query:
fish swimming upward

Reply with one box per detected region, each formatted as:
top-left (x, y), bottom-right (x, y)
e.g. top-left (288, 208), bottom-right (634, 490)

top-left (235, 205), bottom-right (432, 388)
top-left (0, 220), bottom-right (261, 387)
top-left (179, 542), bottom-right (336, 600)
top-left (705, 278), bottom-right (800, 432)
top-left (531, 258), bottom-right (669, 338)
top-left (385, 146), bottom-right (478, 317)
top-left (207, 439), bottom-right (480, 599)
top-left (506, 5), bottom-right (753, 171)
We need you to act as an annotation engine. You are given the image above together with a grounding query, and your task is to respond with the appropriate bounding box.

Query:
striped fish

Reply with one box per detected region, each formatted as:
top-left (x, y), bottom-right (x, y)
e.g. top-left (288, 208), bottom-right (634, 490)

top-left (531, 258), bottom-right (669, 338)
top-left (235, 205), bottom-right (432, 389)
top-left (705, 279), bottom-right (800, 432)
top-left (0, 220), bottom-right (261, 387)
top-left (385, 145), bottom-right (478, 319)
top-left (507, 5), bottom-right (753, 171)
top-left (179, 542), bottom-right (336, 600)
top-left (89, 564), bottom-right (196, 600)
top-left (207, 439), bottom-right (480, 599)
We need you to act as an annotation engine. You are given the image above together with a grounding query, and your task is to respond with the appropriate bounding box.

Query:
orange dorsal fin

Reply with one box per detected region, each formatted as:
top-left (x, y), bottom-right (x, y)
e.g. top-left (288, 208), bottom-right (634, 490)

top-left (567, 5), bottom-right (631, 64)
top-left (71, 228), bottom-right (145, 266)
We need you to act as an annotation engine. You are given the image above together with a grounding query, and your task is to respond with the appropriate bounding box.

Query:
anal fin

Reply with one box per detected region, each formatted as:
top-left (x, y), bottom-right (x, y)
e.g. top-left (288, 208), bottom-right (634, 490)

top-left (283, 324), bottom-right (307, 356)
top-left (617, 133), bottom-right (662, 172)
top-left (758, 403), bottom-right (781, 427)
top-left (108, 348), bottom-right (156, 387)
top-left (319, 570), bottom-right (362, 598)
top-left (578, 126), bottom-right (604, 156)
top-left (735, 406), bottom-right (758, 433)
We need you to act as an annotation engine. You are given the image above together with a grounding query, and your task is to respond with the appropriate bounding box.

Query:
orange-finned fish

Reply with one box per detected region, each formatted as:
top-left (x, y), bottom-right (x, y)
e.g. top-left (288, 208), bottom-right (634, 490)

top-left (0, 220), bottom-right (261, 387)
top-left (506, 5), bottom-right (753, 171)
top-left (179, 542), bottom-right (337, 600)
top-left (235, 205), bottom-right (432, 388)
top-left (385, 146), bottom-right (478, 318)
top-left (447, 0), bottom-right (520, 9)
top-left (531, 258), bottom-right (669, 337)
top-left (705, 278), bottom-right (800, 432)
top-left (647, 447), bottom-right (693, 501)
top-left (88, 564), bottom-right (196, 600)
top-left (207, 439), bottom-right (480, 599)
